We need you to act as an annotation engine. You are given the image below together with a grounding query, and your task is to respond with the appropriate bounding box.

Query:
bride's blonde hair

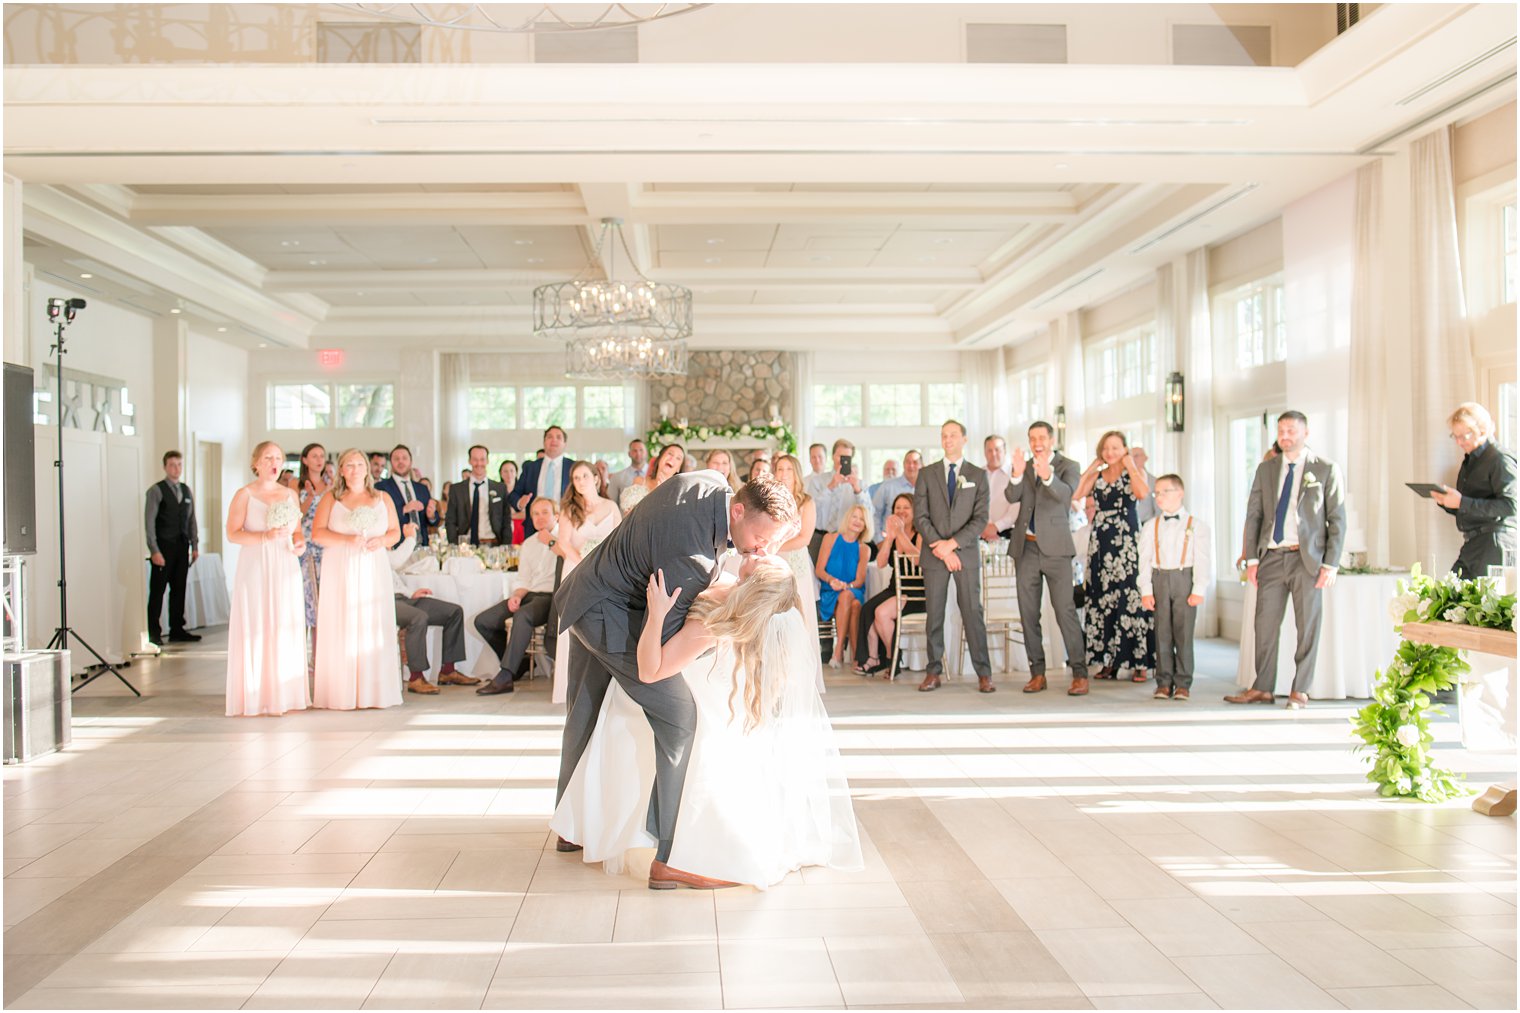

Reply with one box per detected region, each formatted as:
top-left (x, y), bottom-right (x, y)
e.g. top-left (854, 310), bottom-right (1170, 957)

top-left (687, 557), bottom-right (801, 731)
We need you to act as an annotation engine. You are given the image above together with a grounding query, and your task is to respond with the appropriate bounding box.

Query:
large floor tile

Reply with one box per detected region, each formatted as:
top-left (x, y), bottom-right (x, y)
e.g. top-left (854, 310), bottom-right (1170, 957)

top-left (481, 972), bottom-right (723, 1009)
top-left (719, 937), bottom-right (844, 1009)
top-left (362, 951), bottom-right (500, 1008)
top-left (1170, 953), bottom-right (1341, 1009)
top-left (1240, 919), bottom-right (1438, 989)
top-left (243, 951), bottom-right (392, 1009)
top-left (825, 932), bottom-right (963, 1007)
top-left (1328, 984), bottom-right (1475, 1009)
top-left (929, 930), bottom-right (1087, 1004)
top-left (1109, 897), bottom-right (1269, 957)
top-left (1034, 926), bottom-right (1198, 997)
top-left (991, 875), bottom-right (1128, 930)
top-left (9, 983), bottom-right (260, 1009)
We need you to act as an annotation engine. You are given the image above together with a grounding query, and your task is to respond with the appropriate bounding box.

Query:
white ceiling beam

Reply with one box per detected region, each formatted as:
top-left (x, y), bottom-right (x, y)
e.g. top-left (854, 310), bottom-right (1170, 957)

top-left (264, 266), bottom-right (981, 292)
top-left (128, 190), bottom-right (588, 226)
top-left (631, 189), bottom-right (1079, 226)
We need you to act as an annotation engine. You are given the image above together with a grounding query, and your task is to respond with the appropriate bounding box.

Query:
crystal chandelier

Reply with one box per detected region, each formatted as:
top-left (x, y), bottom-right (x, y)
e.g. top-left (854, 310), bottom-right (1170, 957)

top-left (329, 4), bottom-right (711, 34)
top-left (536, 217), bottom-right (692, 378)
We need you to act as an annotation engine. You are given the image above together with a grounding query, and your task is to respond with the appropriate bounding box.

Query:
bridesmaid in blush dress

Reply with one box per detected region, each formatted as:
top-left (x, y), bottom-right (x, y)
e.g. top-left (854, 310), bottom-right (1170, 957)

top-left (550, 461), bottom-right (623, 703)
top-left (225, 441), bottom-right (311, 717)
top-left (311, 448), bottom-right (403, 710)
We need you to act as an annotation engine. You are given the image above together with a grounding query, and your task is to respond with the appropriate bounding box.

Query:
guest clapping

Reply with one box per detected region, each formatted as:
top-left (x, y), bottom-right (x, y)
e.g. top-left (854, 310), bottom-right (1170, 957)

top-left (818, 505), bottom-right (871, 668)
top-left (1430, 402), bottom-right (1517, 578)
top-left (871, 450), bottom-right (918, 534)
top-left (224, 441), bottom-right (310, 717)
top-left (311, 448), bottom-right (403, 710)
top-left (856, 493), bottom-right (924, 676)
top-left (622, 443), bottom-right (685, 514)
top-left (1073, 431), bottom-right (1154, 682)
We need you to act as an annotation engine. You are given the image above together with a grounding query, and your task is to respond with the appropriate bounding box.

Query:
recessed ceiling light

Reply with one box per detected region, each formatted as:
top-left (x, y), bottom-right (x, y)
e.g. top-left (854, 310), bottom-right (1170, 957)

top-left (418, 256), bottom-right (439, 264)
top-left (217, 326), bottom-right (227, 332)
top-left (79, 273), bottom-right (92, 279)
top-left (1054, 162), bottom-right (1071, 170)
top-left (809, 255), bottom-right (832, 263)
top-left (169, 308), bottom-right (181, 314)
top-left (355, 291), bottom-right (365, 296)
top-left (526, 256), bottom-right (544, 264)
top-left (933, 237), bottom-right (954, 246)
top-left (513, 239), bottom-right (534, 246)
top-left (706, 238), bottom-right (724, 246)
top-left (704, 256), bottom-right (722, 264)
top-left (258, 342), bottom-right (268, 348)
top-left (307, 258), bottom-right (327, 266)
top-left (280, 239), bottom-right (301, 247)
top-left (917, 255), bottom-right (936, 263)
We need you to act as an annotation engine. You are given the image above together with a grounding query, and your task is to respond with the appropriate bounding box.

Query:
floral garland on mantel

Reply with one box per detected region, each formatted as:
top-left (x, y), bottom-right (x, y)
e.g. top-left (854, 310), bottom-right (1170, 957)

top-left (646, 417), bottom-right (798, 456)
top-left (1351, 565), bottom-right (1516, 802)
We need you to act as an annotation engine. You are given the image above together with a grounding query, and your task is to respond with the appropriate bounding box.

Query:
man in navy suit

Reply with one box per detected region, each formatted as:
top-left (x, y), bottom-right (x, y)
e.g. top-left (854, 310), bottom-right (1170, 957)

top-left (512, 425), bottom-right (575, 537)
top-left (376, 444), bottom-right (435, 547)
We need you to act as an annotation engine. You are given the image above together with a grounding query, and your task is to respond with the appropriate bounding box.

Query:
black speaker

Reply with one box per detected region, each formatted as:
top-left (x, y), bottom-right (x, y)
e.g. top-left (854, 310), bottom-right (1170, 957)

top-left (4, 362), bottom-right (37, 555)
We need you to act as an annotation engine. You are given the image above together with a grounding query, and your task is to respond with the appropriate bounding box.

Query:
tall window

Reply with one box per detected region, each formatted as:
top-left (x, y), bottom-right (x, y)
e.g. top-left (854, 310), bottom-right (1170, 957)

top-left (469, 386), bottom-right (517, 429)
top-left (810, 381), bottom-right (963, 480)
top-left (1009, 365), bottom-right (1049, 425)
top-left (868, 384), bottom-right (921, 426)
top-left (813, 384), bottom-right (864, 427)
top-left (926, 382), bottom-right (967, 425)
top-left (1500, 381), bottom-right (1517, 453)
top-left (581, 385), bottom-right (627, 428)
top-left (1504, 201), bottom-right (1517, 305)
top-left (1086, 323), bottom-right (1158, 403)
top-left (268, 382), bottom-right (392, 430)
top-left (1214, 276), bottom-right (1287, 371)
top-left (521, 386), bottom-right (576, 430)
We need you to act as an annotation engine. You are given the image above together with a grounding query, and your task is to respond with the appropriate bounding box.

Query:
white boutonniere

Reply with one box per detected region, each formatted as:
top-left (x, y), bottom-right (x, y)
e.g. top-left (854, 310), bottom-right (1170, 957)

top-left (489, 491), bottom-right (501, 501)
top-left (956, 476), bottom-right (975, 491)
top-left (1302, 474), bottom-right (1321, 490)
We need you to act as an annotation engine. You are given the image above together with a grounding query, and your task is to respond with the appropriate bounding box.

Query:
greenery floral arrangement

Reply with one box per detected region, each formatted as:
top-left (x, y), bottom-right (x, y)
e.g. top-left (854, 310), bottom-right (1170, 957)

top-left (646, 417), bottom-right (797, 456)
top-left (1351, 565), bottom-right (1516, 803)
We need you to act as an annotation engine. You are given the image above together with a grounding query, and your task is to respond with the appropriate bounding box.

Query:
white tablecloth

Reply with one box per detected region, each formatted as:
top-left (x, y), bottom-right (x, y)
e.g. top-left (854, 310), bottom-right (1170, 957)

top-left (149, 552), bottom-right (231, 631)
top-left (1234, 572), bottom-right (1404, 699)
top-left (398, 568), bottom-right (518, 678)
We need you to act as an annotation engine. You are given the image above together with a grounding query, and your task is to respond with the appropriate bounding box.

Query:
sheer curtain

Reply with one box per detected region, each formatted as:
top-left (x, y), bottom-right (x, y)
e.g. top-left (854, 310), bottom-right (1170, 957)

top-left (1349, 161), bottom-right (1388, 566)
top-left (1409, 127), bottom-right (1475, 573)
top-left (439, 353), bottom-right (472, 482)
top-left (1180, 249), bottom-right (1216, 633)
top-left (792, 350), bottom-right (814, 456)
top-left (1053, 311), bottom-right (1087, 457)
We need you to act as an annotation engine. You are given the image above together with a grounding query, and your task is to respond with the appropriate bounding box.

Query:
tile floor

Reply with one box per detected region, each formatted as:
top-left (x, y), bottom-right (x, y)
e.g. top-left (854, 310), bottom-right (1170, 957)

top-left (3, 633), bottom-right (1514, 1010)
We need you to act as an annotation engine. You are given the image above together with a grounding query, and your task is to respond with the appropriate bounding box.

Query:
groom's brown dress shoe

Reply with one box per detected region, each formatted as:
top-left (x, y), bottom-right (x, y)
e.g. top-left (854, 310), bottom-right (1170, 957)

top-left (555, 837), bottom-right (582, 853)
top-left (918, 673), bottom-right (942, 692)
top-left (978, 676), bottom-right (995, 694)
top-left (648, 860), bottom-right (738, 891)
top-left (1023, 674), bottom-right (1047, 693)
top-left (1223, 689), bottom-right (1275, 705)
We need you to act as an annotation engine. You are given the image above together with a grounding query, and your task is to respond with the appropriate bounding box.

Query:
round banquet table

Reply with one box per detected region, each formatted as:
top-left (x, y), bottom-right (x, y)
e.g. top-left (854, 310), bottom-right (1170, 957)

top-left (397, 567), bottom-right (520, 680)
top-left (1234, 571), bottom-right (1405, 699)
top-left (148, 551), bottom-right (231, 631)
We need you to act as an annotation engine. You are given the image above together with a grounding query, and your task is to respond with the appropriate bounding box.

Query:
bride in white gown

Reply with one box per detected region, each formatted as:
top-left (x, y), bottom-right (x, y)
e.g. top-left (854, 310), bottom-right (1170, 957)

top-left (552, 556), bottom-right (861, 889)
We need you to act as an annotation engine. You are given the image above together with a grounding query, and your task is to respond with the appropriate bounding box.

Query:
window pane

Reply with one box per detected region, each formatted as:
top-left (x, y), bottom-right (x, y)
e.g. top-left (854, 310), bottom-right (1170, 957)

top-left (866, 448), bottom-right (913, 486)
top-left (813, 384), bottom-right (863, 427)
top-left (1271, 285), bottom-right (1288, 362)
top-left (1504, 203), bottom-right (1516, 305)
top-left (522, 386), bottom-right (576, 430)
top-left (469, 386), bottom-right (517, 429)
top-left (926, 382), bottom-right (966, 424)
top-left (335, 384), bottom-right (394, 428)
top-left (868, 383), bottom-right (922, 426)
top-left (269, 383), bottom-right (331, 429)
top-left (581, 385), bottom-right (627, 428)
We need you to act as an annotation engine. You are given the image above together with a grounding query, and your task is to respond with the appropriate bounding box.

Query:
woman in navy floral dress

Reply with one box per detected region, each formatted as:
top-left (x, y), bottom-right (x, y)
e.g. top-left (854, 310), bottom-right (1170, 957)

top-left (296, 443), bottom-right (329, 632)
top-left (1074, 431), bottom-right (1154, 681)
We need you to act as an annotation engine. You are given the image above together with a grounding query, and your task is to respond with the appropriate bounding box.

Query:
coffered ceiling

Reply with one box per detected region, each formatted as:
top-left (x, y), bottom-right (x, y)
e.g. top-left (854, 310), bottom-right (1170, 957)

top-left (5, 3), bottom-right (1516, 353)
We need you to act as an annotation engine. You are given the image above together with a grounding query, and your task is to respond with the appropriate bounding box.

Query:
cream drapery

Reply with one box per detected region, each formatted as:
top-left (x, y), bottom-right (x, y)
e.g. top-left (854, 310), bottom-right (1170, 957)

top-left (1409, 127), bottom-right (1476, 573)
top-left (439, 353), bottom-right (472, 481)
top-left (1349, 161), bottom-right (1388, 566)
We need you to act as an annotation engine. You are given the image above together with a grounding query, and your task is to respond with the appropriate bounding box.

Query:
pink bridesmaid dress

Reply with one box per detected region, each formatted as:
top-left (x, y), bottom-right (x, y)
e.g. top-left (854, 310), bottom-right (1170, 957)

top-left (313, 499), bottom-right (402, 710)
top-left (225, 493), bottom-right (311, 717)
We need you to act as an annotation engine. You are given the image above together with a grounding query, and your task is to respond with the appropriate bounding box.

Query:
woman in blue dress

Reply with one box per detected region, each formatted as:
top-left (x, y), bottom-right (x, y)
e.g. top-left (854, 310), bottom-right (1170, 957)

top-left (296, 443), bottom-right (329, 636)
top-left (816, 504), bottom-right (871, 669)
top-left (1073, 431), bottom-right (1154, 682)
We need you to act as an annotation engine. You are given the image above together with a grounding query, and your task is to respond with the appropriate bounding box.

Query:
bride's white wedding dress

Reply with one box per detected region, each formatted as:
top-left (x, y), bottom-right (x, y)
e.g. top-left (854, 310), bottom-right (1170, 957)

top-left (551, 608), bottom-right (862, 888)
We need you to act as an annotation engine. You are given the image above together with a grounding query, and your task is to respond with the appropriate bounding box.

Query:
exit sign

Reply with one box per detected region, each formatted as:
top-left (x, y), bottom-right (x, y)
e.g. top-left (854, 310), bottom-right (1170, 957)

top-left (317, 348), bottom-right (344, 369)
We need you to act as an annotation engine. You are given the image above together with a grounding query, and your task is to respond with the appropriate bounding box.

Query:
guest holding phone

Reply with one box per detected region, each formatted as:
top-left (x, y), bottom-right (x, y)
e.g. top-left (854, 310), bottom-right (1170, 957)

top-left (807, 439), bottom-right (872, 565)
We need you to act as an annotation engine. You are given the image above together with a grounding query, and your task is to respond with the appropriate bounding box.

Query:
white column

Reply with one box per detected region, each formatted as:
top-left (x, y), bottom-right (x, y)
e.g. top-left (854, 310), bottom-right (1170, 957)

top-left (151, 315), bottom-right (187, 474)
top-left (3, 174), bottom-right (27, 368)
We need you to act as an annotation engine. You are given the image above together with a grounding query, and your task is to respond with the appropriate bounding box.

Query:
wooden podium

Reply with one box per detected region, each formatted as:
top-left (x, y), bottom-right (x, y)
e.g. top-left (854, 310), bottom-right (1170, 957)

top-left (1401, 622), bottom-right (1518, 817)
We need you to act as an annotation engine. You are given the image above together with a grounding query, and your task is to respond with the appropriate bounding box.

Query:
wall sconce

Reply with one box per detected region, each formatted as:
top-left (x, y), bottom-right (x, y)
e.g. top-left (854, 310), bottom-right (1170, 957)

top-left (1054, 404), bottom-right (1067, 452)
top-left (1164, 372), bottom-right (1185, 432)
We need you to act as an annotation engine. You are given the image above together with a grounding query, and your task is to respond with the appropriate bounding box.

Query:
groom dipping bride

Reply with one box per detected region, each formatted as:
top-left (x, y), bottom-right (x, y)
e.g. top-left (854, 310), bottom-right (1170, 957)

top-left (551, 469), bottom-right (862, 890)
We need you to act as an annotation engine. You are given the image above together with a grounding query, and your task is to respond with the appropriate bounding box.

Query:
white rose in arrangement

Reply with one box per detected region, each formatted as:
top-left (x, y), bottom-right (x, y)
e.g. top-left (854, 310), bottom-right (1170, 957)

top-left (265, 499), bottom-right (300, 531)
top-left (1394, 724), bottom-right (1421, 748)
top-left (1387, 592), bottom-right (1420, 625)
top-left (347, 506), bottom-right (382, 535)
top-left (697, 427), bottom-right (711, 440)
top-left (739, 423), bottom-right (752, 435)
top-left (1442, 606), bottom-right (1468, 624)
top-left (1395, 775), bottom-right (1414, 794)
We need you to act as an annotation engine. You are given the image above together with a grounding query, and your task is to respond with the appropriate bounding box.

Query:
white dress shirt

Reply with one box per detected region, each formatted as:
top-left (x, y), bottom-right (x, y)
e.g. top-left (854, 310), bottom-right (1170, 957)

top-left (468, 478), bottom-right (497, 541)
top-left (1137, 508), bottom-right (1212, 598)
top-left (516, 534), bottom-right (558, 594)
top-left (387, 534), bottom-right (417, 595)
top-left (984, 466), bottom-right (1018, 533)
top-left (810, 471), bottom-right (872, 533)
top-left (803, 472), bottom-right (833, 527)
top-left (1268, 451), bottom-right (1306, 549)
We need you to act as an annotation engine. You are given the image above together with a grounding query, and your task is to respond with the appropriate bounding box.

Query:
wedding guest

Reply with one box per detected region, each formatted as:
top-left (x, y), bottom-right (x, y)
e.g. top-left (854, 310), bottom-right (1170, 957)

top-left (803, 444), bottom-right (831, 545)
top-left (512, 426), bottom-right (574, 538)
top-left (871, 449), bottom-right (919, 534)
top-left (549, 461), bottom-right (623, 703)
top-left (705, 449), bottom-right (742, 492)
top-left (914, 421), bottom-right (993, 693)
top-left (277, 469), bottom-right (298, 491)
top-left (607, 439), bottom-right (649, 507)
top-left (297, 442), bottom-right (329, 635)
top-left (1138, 475), bottom-right (1212, 701)
top-left (1130, 446), bottom-right (1160, 525)
top-left (224, 441), bottom-right (309, 717)
top-left (1073, 431), bottom-right (1154, 682)
top-left (594, 459), bottom-right (612, 499)
top-left (621, 442), bottom-right (685, 514)
top-left (1430, 402), bottom-right (1517, 578)
top-left (498, 459), bottom-right (524, 544)
top-left (377, 444), bottom-right (434, 548)
top-left (388, 522), bottom-right (476, 695)
top-left (746, 455), bottom-right (772, 483)
top-left (856, 492), bottom-right (924, 676)
top-left (809, 439), bottom-right (873, 564)
top-left (312, 448), bottom-right (402, 710)
top-left (817, 504), bottom-right (871, 668)
top-left (476, 497), bottom-right (561, 696)
top-left (144, 449), bottom-right (200, 647)
top-left (368, 451), bottom-right (387, 485)
top-left (868, 458), bottom-right (897, 504)
top-left (418, 476), bottom-right (442, 541)
top-left (1002, 421), bottom-right (1089, 695)
top-left (772, 454), bottom-right (822, 664)
top-left (1226, 411), bottom-right (1346, 710)
top-left (981, 436), bottom-right (1018, 541)
top-left (445, 445), bottom-right (509, 546)
top-left (749, 448), bottom-right (772, 479)
top-left (322, 461), bottom-right (336, 486)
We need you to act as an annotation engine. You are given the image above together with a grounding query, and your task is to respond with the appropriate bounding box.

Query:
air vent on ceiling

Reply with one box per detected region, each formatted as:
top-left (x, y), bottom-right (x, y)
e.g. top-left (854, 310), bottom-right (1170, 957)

top-left (1030, 269), bottom-right (1104, 310)
top-left (1171, 24), bottom-right (1272, 67)
top-left (1129, 184), bottom-right (1260, 255)
top-left (965, 24), bottom-right (1067, 64)
top-left (1396, 37), bottom-right (1518, 106)
top-left (535, 25), bottom-right (638, 63)
top-left (1336, 4), bottom-right (1361, 35)
top-left (317, 22), bottom-right (421, 63)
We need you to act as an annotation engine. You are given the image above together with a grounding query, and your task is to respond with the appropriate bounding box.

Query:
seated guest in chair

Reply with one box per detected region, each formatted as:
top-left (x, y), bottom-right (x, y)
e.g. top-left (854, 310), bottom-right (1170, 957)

top-left (855, 492), bottom-right (924, 676)
top-left (377, 444), bottom-right (435, 548)
top-left (446, 445), bottom-right (509, 546)
top-left (388, 522), bottom-right (477, 694)
top-left (476, 497), bottom-right (561, 695)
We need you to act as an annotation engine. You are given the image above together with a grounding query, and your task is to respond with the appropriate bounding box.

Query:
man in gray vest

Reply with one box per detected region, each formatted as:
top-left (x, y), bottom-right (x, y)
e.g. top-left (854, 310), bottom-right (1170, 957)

top-left (145, 450), bottom-right (200, 646)
top-left (554, 472), bottom-right (796, 890)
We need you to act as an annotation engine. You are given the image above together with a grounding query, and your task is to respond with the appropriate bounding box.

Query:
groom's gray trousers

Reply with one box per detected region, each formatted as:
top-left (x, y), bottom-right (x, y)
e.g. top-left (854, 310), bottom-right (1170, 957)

top-left (555, 600), bottom-right (698, 865)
